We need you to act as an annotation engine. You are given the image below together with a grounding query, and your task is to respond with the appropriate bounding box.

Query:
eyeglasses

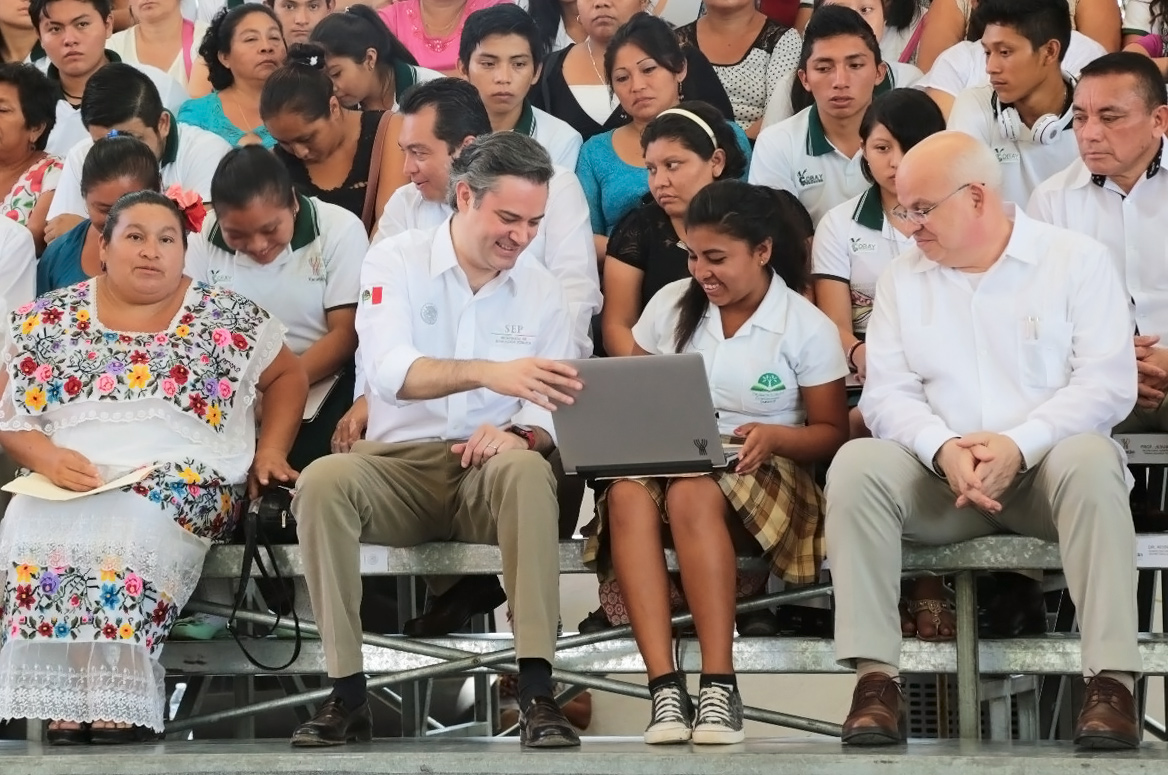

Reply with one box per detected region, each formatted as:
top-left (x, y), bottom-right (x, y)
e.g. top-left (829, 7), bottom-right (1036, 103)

top-left (892, 183), bottom-right (975, 225)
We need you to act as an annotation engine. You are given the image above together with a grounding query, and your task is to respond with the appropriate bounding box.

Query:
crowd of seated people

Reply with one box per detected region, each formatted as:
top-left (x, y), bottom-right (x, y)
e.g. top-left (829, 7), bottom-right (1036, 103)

top-left (0, 0), bottom-right (1162, 757)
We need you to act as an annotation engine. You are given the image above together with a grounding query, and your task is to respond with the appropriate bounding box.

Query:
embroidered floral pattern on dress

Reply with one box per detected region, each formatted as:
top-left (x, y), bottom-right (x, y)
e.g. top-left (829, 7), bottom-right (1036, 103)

top-left (1, 460), bottom-right (240, 654)
top-left (3, 156), bottom-right (62, 227)
top-left (8, 281), bottom-right (270, 432)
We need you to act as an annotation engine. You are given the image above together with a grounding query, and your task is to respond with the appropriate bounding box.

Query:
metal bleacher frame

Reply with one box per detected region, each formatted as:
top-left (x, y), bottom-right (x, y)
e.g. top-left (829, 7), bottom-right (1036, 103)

top-left (156, 433), bottom-right (1168, 743)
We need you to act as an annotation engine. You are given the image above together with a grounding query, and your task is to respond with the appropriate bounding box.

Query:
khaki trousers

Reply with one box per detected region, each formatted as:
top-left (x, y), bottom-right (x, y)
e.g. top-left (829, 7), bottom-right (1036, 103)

top-left (826, 434), bottom-right (1141, 677)
top-left (291, 440), bottom-right (561, 678)
top-left (1114, 399), bottom-right (1168, 433)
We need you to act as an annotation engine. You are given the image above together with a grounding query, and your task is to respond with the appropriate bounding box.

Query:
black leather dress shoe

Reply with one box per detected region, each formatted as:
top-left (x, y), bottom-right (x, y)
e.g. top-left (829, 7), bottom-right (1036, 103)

top-left (290, 697), bottom-right (373, 747)
top-left (577, 608), bottom-right (612, 634)
top-left (46, 723), bottom-right (90, 745)
top-left (736, 607), bottom-right (780, 637)
top-left (978, 572), bottom-right (1047, 638)
top-left (403, 575), bottom-right (507, 637)
top-left (89, 724), bottom-right (157, 745)
top-left (520, 696), bottom-right (581, 748)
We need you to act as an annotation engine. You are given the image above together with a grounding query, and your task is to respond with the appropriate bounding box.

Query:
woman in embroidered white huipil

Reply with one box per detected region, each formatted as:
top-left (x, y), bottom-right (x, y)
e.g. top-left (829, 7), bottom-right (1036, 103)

top-left (0, 190), bottom-right (306, 742)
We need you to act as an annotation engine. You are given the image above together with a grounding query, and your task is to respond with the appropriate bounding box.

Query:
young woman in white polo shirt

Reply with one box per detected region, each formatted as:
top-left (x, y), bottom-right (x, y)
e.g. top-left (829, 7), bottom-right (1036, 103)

top-left (811, 88), bottom-right (952, 643)
top-left (592, 180), bottom-right (848, 745)
top-left (812, 88), bottom-right (944, 386)
top-left (185, 145), bottom-right (367, 471)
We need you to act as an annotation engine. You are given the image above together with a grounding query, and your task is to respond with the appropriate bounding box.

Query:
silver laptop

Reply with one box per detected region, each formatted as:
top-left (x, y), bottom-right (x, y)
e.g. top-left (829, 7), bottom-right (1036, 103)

top-left (552, 353), bottom-right (738, 479)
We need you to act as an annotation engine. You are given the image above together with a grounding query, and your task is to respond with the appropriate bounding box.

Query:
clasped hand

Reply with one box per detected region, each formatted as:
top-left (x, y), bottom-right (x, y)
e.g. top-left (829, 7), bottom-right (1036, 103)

top-left (1134, 335), bottom-right (1168, 410)
top-left (934, 432), bottom-right (1023, 514)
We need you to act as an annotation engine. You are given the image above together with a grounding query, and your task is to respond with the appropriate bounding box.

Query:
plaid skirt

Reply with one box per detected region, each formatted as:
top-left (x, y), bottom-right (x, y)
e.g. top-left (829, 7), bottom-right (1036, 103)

top-left (582, 451), bottom-right (826, 586)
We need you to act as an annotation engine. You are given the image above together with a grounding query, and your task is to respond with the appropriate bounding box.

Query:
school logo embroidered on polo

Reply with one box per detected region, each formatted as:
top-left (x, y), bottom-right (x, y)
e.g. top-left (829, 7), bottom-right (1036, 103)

top-left (421, 303), bottom-right (438, 324)
top-left (994, 147), bottom-right (1021, 164)
top-left (750, 373), bottom-right (786, 392)
top-left (797, 170), bottom-right (825, 187)
top-left (849, 238), bottom-right (877, 253)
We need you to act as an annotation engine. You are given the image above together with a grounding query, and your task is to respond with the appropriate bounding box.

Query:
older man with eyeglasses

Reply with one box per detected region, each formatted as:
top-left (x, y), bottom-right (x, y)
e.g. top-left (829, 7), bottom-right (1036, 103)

top-left (825, 130), bottom-right (1143, 750)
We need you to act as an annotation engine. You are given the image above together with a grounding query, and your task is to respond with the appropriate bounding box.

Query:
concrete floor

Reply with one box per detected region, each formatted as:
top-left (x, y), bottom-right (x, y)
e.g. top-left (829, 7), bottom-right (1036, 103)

top-left (2, 738), bottom-right (1167, 775)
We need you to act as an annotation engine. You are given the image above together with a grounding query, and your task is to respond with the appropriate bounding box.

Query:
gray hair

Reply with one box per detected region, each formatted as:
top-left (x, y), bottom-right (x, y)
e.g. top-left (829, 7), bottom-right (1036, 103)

top-left (446, 132), bottom-right (555, 210)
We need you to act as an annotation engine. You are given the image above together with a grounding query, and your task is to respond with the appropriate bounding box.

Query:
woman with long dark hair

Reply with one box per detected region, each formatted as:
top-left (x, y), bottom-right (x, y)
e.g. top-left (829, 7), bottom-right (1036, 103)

top-left (589, 178), bottom-right (847, 745)
top-left (261, 43), bottom-right (402, 229)
top-left (309, 4), bottom-right (442, 112)
top-left (576, 14), bottom-right (751, 261)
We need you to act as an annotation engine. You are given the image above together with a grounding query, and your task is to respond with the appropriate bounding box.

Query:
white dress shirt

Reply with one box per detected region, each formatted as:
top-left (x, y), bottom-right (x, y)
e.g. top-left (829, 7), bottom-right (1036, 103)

top-left (633, 274), bottom-right (848, 435)
top-left (358, 219), bottom-right (575, 444)
top-left (859, 207), bottom-right (1137, 470)
top-left (916, 33), bottom-right (1107, 97)
top-left (749, 105), bottom-right (868, 226)
top-left (947, 84), bottom-right (1081, 207)
top-left (371, 168), bottom-right (600, 358)
top-left (1027, 138), bottom-right (1168, 342)
top-left (48, 121), bottom-right (232, 219)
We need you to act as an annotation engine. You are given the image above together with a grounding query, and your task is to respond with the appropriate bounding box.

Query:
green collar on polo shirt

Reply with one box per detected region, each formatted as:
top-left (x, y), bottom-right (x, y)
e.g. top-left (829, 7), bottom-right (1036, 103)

top-left (47, 48), bottom-right (121, 83)
top-left (805, 72), bottom-right (893, 157)
top-left (852, 184), bottom-right (884, 231)
top-left (394, 60), bottom-right (418, 100)
top-left (209, 194), bottom-right (320, 254)
top-left (27, 41), bottom-right (46, 63)
top-left (514, 101), bottom-right (536, 137)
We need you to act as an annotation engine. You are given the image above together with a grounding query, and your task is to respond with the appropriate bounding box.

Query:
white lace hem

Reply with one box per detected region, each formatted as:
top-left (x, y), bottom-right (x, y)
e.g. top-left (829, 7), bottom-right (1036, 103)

top-left (0, 498), bottom-right (210, 600)
top-left (0, 640), bottom-right (165, 730)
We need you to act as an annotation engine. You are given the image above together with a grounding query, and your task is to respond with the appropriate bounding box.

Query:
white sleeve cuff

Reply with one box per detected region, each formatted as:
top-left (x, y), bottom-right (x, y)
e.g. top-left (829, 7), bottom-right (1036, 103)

top-left (369, 346), bottom-right (425, 405)
top-left (913, 426), bottom-right (961, 472)
top-left (1002, 420), bottom-right (1054, 471)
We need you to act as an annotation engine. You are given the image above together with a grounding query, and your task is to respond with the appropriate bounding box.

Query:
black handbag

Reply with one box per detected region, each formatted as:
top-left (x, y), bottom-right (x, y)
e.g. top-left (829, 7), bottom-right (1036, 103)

top-left (226, 488), bottom-right (302, 670)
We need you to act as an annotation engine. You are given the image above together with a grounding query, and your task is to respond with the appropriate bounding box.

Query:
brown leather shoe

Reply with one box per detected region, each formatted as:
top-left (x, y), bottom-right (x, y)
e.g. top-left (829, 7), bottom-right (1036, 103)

top-left (1074, 676), bottom-right (1139, 750)
top-left (841, 673), bottom-right (904, 745)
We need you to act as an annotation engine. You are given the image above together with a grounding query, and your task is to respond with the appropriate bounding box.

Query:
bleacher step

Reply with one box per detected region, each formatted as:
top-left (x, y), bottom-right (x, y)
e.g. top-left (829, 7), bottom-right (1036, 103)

top-left (2, 738), bottom-right (1167, 775)
top-left (162, 633), bottom-right (1168, 676)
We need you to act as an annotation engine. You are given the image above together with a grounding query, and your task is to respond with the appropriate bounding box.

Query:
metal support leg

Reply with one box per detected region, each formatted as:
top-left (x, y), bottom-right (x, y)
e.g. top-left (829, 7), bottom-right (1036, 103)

top-left (233, 676), bottom-right (256, 739)
top-left (395, 576), bottom-right (425, 737)
top-left (954, 570), bottom-right (981, 739)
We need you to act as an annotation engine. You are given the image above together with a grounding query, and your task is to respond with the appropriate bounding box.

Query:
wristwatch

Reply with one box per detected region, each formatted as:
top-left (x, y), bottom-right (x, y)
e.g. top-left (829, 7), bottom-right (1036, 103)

top-left (506, 424), bottom-right (537, 450)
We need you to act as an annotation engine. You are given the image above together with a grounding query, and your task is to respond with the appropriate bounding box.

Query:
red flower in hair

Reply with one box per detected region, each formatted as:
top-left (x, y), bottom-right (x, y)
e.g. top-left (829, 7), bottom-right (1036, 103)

top-left (165, 185), bottom-right (207, 234)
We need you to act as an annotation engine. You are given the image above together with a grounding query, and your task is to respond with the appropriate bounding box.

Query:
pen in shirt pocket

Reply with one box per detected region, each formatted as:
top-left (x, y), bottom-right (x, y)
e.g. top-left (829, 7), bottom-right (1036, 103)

top-left (1026, 316), bottom-right (1040, 340)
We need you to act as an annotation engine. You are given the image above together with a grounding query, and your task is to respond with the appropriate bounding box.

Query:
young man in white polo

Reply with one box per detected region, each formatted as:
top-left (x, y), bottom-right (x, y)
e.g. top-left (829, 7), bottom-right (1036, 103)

top-left (946, 0), bottom-right (1080, 206)
top-left (749, 4), bottom-right (887, 226)
top-left (1028, 51), bottom-right (1168, 431)
top-left (32, 0), bottom-right (188, 155)
top-left (43, 63), bottom-right (231, 241)
top-left (290, 131), bottom-right (582, 750)
top-left (457, 3), bottom-right (583, 170)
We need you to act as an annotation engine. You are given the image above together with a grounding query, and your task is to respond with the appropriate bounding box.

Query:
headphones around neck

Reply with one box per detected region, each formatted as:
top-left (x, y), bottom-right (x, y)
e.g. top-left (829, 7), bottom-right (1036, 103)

top-left (991, 79), bottom-right (1075, 146)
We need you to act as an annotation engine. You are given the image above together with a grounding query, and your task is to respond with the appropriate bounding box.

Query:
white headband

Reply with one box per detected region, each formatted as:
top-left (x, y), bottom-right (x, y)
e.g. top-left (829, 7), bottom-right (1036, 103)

top-left (656, 108), bottom-right (718, 148)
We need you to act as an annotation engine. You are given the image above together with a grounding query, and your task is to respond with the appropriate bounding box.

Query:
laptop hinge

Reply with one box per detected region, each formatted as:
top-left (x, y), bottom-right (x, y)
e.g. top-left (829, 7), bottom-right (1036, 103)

top-left (574, 460), bottom-right (717, 479)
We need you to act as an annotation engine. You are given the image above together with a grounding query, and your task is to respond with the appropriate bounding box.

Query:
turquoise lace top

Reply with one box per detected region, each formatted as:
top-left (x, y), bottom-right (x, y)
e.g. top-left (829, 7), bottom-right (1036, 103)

top-left (176, 93), bottom-right (276, 149)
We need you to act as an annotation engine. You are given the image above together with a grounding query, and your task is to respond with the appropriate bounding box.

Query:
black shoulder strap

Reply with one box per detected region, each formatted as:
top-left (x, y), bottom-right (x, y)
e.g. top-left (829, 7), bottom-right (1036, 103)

top-left (227, 500), bottom-right (302, 671)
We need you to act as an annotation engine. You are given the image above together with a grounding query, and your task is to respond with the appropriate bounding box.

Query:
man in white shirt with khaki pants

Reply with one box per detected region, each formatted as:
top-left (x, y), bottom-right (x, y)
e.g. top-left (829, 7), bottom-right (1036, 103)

top-left (826, 131), bottom-right (1142, 750)
top-left (289, 132), bottom-right (582, 750)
